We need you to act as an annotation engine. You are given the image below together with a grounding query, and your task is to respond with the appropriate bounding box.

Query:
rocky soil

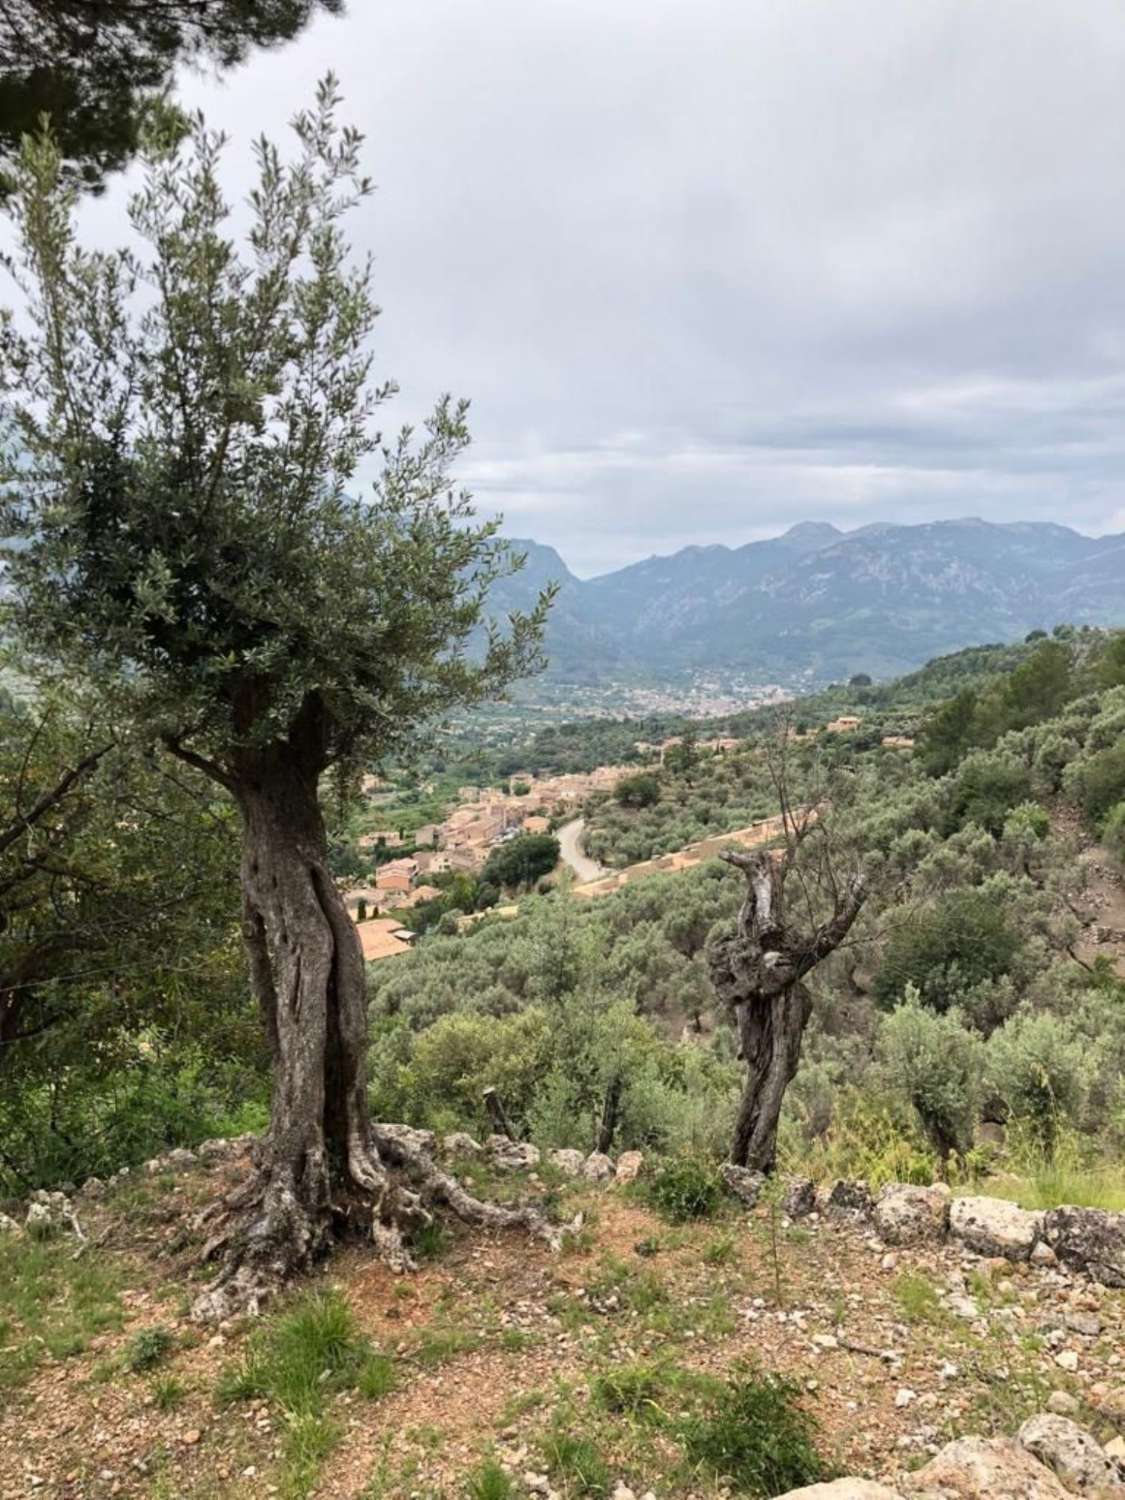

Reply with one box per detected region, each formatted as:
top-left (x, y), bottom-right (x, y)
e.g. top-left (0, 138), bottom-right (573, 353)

top-left (2, 1141), bottom-right (1125, 1499)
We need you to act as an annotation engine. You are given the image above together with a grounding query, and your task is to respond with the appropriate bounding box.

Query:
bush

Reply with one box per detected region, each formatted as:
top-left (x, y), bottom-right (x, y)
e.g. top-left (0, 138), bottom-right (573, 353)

top-left (124, 1325), bottom-right (175, 1373)
top-left (874, 889), bottom-right (1021, 1014)
top-left (1104, 801), bottom-right (1125, 863)
top-left (945, 757), bottom-right (1032, 837)
top-left (877, 992), bottom-right (984, 1160)
top-left (1069, 743), bottom-right (1125, 828)
top-left (987, 1013), bottom-right (1091, 1145)
top-left (482, 834), bottom-right (560, 890)
top-left (644, 1156), bottom-right (722, 1222)
top-left (616, 773), bottom-right (661, 809)
top-left (681, 1369), bottom-right (829, 1495)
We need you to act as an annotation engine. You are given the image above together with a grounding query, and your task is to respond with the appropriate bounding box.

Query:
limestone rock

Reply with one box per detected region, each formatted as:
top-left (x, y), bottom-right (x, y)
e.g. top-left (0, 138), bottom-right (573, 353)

top-left (614, 1151), bottom-right (644, 1185)
top-left (25, 1189), bottom-right (73, 1239)
top-left (442, 1132), bottom-right (483, 1157)
top-left (1046, 1391), bottom-right (1080, 1417)
top-left (378, 1123), bottom-right (438, 1156)
top-left (872, 1183), bottom-right (950, 1247)
top-left (821, 1179), bottom-right (874, 1216)
top-left (903, 1437), bottom-right (1070, 1498)
top-left (1043, 1206), bottom-right (1125, 1287)
top-left (773, 1484), bottom-right (905, 1499)
top-left (783, 1176), bottom-right (817, 1219)
top-left (1017, 1413), bottom-right (1124, 1493)
top-left (949, 1196), bottom-right (1043, 1260)
top-left (487, 1136), bottom-right (540, 1171)
top-left (548, 1149), bottom-right (586, 1176)
top-left (582, 1152), bottom-right (616, 1183)
top-left (0, 1213), bottom-right (21, 1236)
top-left (721, 1163), bottom-right (765, 1207)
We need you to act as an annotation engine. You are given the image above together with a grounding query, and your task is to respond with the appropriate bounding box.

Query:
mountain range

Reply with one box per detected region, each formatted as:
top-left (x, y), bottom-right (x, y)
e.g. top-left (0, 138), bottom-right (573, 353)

top-left (486, 518), bottom-right (1125, 683)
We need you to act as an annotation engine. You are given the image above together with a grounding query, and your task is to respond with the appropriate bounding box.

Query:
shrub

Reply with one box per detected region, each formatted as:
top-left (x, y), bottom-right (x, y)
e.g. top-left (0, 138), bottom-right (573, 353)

top-left (987, 1013), bottom-right (1091, 1145)
top-left (644, 1156), bottom-right (722, 1223)
top-left (681, 1369), bottom-right (828, 1495)
top-left (1102, 801), bottom-right (1125, 863)
top-left (945, 757), bottom-right (1032, 837)
top-left (124, 1325), bottom-right (175, 1373)
top-left (878, 993), bottom-right (984, 1160)
top-left (874, 889), bottom-right (1021, 1014)
top-left (616, 774), bottom-right (661, 809)
top-left (1069, 743), bottom-right (1125, 828)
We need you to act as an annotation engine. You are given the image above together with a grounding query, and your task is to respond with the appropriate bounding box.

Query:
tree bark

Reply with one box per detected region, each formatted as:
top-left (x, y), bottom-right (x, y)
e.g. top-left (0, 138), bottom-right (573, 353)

top-left (710, 848), bottom-right (865, 1174)
top-left (188, 716), bottom-right (560, 1320)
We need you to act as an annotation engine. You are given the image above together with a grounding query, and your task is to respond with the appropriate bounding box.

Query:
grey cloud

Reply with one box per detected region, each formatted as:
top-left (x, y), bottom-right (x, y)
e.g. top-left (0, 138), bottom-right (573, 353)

top-left (74, 0), bottom-right (1125, 575)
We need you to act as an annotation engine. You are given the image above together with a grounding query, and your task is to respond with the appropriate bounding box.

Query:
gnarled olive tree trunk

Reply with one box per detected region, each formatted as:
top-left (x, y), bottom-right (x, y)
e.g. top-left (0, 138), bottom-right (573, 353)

top-left (186, 719), bottom-right (558, 1321)
top-left (709, 848), bottom-right (865, 1174)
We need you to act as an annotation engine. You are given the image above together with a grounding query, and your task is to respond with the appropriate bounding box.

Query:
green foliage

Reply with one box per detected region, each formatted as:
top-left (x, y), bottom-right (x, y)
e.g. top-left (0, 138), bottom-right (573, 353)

top-left (124, 1325), bottom-right (175, 1373)
top-left (615, 773), bottom-right (662, 809)
top-left (878, 993), bottom-right (984, 1158)
top-left (680, 1369), bottom-right (828, 1496)
top-left (1104, 801), bottom-right (1125, 863)
top-left (465, 1460), bottom-right (515, 1500)
top-left (644, 1156), bottom-right (722, 1223)
top-left (874, 889), bottom-right (1021, 1014)
top-left (0, 1234), bottom-right (124, 1401)
top-left (945, 757), bottom-right (1033, 836)
top-left (892, 1271), bottom-right (944, 1324)
top-left (540, 1429), bottom-right (610, 1498)
top-left (986, 1013), bottom-right (1091, 1145)
top-left (591, 1362), bottom-right (668, 1417)
top-left (217, 1289), bottom-right (391, 1415)
top-left (1069, 744), bottom-right (1125, 829)
top-left (151, 1374), bottom-right (186, 1411)
top-left (482, 834), bottom-right (561, 890)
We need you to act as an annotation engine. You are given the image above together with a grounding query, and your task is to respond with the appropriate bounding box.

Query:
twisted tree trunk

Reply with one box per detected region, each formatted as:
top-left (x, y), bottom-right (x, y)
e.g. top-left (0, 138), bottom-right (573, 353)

top-left (186, 714), bottom-right (559, 1321)
top-left (710, 848), bottom-right (865, 1174)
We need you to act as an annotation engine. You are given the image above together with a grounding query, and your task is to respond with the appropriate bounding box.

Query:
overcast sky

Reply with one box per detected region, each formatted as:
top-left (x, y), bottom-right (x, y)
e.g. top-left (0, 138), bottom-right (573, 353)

top-left (80, 0), bottom-right (1125, 576)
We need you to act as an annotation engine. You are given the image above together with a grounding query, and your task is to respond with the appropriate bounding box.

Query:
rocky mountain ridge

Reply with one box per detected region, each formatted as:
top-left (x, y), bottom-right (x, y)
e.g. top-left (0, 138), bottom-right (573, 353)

top-left (487, 519), bottom-right (1125, 682)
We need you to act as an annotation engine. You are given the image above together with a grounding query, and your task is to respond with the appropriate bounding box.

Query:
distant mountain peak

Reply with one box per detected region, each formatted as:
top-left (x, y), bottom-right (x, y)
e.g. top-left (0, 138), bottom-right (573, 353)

top-left (779, 521), bottom-right (842, 547)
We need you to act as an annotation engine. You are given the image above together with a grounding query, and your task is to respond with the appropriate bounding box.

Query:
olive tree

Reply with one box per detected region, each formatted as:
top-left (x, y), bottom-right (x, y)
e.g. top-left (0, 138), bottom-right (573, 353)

top-left (1, 82), bottom-right (552, 1314)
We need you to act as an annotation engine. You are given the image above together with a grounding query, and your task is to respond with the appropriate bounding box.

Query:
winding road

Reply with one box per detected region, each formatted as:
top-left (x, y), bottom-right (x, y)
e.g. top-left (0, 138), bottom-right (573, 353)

top-left (556, 817), bottom-right (607, 883)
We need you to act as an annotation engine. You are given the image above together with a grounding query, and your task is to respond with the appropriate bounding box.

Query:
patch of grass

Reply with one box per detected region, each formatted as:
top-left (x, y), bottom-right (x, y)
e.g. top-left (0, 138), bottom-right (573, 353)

top-left (644, 1156), bottom-right (722, 1223)
top-left (409, 1221), bottom-right (455, 1261)
top-left (541, 1429), bottom-right (611, 1498)
top-left (465, 1458), bottom-right (516, 1500)
top-left (217, 1289), bottom-right (394, 1499)
top-left (152, 1373), bottom-right (186, 1411)
top-left (702, 1233), bottom-right (737, 1266)
top-left (892, 1271), bottom-right (945, 1324)
top-left (0, 1234), bottom-right (124, 1400)
top-left (500, 1327), bottom-right (538, 1352)
top-left (125, 1324), bottom-right (176, 1372)
top-left (680, 1368), bottom-right (829, 1496)
top-left (409, 1320), bottom-right (482, 1368)
top-left (592, 1362), bottom-right (667, 1419)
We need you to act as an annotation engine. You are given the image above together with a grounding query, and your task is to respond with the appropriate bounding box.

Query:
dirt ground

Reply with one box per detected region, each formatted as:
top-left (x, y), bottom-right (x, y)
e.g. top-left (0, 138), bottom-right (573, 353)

top-left (2, 1156), bottom-right (1124, 1500)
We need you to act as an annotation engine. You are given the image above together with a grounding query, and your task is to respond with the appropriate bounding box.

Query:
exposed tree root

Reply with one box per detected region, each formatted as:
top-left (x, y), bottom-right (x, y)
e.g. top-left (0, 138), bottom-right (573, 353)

top-left (190, 1125), bottom-right (565, 1323)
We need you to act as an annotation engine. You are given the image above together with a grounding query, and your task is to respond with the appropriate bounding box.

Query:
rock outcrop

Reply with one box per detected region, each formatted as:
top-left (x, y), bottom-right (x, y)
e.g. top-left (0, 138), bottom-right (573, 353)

top-left (1017, 1413), bottom-right (1125, 1493)
top-left (1043, 1206), bottom-right (1125, 1287)
top-left (872, 1183), bottom-right (950, 1246)
top-left (902, 1436), bottom-right (1071, 1498)
top-left (948, 1195), bottom-right (1043, 1260)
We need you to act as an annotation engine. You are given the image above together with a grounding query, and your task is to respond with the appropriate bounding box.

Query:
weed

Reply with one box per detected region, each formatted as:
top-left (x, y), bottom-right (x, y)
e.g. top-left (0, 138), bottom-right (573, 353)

top-left (702, 1234), bottom-right (737, 1266)
top-left (541, 1429), bottom-right (610, 1498)
top-left (152, 1374), bottom-right (186, 1411)
top-left (500, 1327), bottom-right (537, 1352)
top-left (217, 1289), bottom-right (393, 1497)
top-left (644, 1157), bottom-right (722, 1223)
top-left (125, 1325), bottom-right (176, 1373)
top-left (892, 1271), bottom-right (945, 1324)
top-left (465, 1459), bottom-right (515, 1500)
top-left (680, 1368), bottom-right (829, 1496)
top-left (411, 1324), bottom-right (482, 1368)
top-left (592, 1363), bottom-right (667, 1419)
top-left (0, 1235), bottom-right (123, 1399)
top-left (409, 1221), bottom-right (455, 1261)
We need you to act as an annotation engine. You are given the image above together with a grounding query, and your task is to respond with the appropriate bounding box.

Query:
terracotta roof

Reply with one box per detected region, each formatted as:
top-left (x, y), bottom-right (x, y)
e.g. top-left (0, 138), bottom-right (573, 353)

top-left (357, 918), bottom-right (414, 961)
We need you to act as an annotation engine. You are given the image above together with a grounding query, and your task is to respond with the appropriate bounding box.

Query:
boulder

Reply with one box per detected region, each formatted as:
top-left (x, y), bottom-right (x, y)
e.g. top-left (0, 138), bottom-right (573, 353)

top-left (377, 1123), bottom-right (438, 1156)
top-left (872, 1183), bottom-right (950, 1247)
top-left (487, 1136), bottom-right (540, 1172)
top-left (820, 1179), bottom-right (874, 1216)
top-left (783, 1177), bottom-right (817, 1219)
top-left (949, 1196), bottom-right (1043, 1260)
top-left (774, 1485), bottom-right (905, 1500)
top-left (442, 1132), bottom-right (483, 1158)
top-left (79, 1176), bottom-right (106, 1200)
top-left (1043, 1206), bottom-right (1125, 1287)
top-left (0, 1213), bottom-right (22, 1236)
top-left (721, 1163), bottom-right (765, 1207)
top-left (548, 1149), bottom-right (586, 1176)
top-left (1017, 1414), bottom-right (1124, 1493)
top-left (614, 1151), bottom-right (645, 1185)
top-left (25, 1189), bottom-right (73, 1239)
top-left (582, 1152), bottom-right (616, 1183)
top-left (903, 1437), bottom-right (1070, 1498)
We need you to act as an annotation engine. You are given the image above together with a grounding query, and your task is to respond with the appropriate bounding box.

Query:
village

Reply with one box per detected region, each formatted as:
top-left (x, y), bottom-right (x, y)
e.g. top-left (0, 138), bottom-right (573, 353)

top-left (342, 716), bottom-right (914, 960)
